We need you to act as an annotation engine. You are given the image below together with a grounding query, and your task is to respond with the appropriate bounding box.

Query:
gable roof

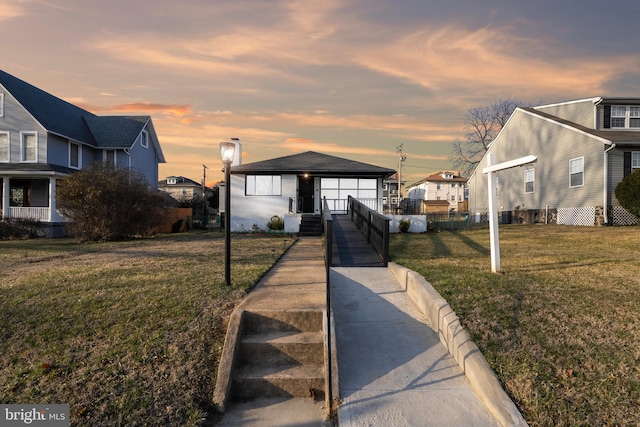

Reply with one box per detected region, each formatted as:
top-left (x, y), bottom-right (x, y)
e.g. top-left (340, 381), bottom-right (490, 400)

top-left (84, 115), bottom-right (149, 149)
top-left (0, 69), bottom-right (97, 144)
top-left (522, 107), bottom-right (640, 146)
top-left (408, 171), bottom-right (467, 188)
top-left (230, 151), bottom-right (395, 178)
top-left (0, 70), bottom-right (165, 159)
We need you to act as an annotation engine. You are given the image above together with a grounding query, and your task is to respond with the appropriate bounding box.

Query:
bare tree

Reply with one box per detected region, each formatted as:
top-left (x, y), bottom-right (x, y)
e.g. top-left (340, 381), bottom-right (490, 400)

top-left (452, 98), bottom-right (524, 176)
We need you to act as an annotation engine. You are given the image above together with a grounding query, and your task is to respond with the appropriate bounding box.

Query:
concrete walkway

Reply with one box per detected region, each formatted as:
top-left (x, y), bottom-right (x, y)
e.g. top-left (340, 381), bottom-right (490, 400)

top-left (215, 236), bottom-right (512, 426)
top-left (332, 267), bottom-right (499, 426)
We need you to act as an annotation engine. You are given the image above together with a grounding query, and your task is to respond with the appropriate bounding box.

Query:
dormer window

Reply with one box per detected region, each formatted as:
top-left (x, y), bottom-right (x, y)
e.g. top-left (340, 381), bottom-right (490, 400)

top-left (609, 105), bottom-right (640, 129)
top-left (168, 177), bottom-right (177, 185)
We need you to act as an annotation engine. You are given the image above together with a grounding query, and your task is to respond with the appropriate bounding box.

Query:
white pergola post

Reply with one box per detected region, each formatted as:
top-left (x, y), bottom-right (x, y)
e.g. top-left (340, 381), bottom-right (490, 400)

top-left (483, 154), bottom-right (537, 273)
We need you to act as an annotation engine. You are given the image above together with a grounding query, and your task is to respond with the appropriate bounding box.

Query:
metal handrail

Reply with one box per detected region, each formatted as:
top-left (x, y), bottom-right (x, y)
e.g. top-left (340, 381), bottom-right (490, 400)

top-left (321, 197), bottom-right (334, 413)
top-left (348, 196), bottom-right (389, 266)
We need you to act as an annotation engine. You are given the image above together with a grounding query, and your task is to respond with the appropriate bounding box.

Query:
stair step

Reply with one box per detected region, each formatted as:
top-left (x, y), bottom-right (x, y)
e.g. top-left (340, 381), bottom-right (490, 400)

top-left (240, 331), bottom-right (324, 365)
top-left (243, 310), bottom-right (324, 334)
top-left (232, 364), bottom-right (325, 400)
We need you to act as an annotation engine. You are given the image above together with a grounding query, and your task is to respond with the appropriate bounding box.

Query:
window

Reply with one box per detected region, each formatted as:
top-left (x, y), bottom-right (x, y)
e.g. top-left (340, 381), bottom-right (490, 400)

top-left (105, 150), bottom-right (115, 165)
top-left (21, 132), bottom-right (37, 162)
top-left (524, 169), bottom-right (534, 193)
top-left (450, 195), bottom-right (455, 201)
top-left (0, 93), bottom-right (4, 117)
top-left (610, 105), bottom-right (640, 128)
top-left (69, 142), bottom-right (80, 169)
top-left (436, 183), bottom-right (441, 190)
top-left (246, 175), bottom-right (281, 196)
top-left (141, 130), bottom-right (149, 148)
top-left (632, 152), bottom-right (640, 170)
top-left (569, 157), bottom-right (584, 188)
top-left (0, 132), bottom-right (8, 162)
top-left (631, 107), bottom-right (640, 128)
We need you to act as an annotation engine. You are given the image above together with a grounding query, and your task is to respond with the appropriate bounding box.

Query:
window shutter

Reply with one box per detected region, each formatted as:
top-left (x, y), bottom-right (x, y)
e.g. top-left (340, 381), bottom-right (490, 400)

top-left (623, 152), bottom-right (632, 177)
top-left (603, 105), bottom-right (611, 129)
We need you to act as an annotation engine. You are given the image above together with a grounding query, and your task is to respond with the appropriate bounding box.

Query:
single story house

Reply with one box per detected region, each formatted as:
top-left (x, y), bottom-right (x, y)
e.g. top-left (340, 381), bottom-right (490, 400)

top-left (467, 97), bottom-right (640, 226)
top-left (0, 69), bottom-right (165, 236)
top-left (228, 151), bottom-right (395, 233)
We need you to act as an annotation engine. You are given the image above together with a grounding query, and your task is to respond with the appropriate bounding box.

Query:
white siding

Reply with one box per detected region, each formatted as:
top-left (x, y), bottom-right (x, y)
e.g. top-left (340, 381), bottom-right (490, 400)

top-left (468, 109), bottom-right (606, 213)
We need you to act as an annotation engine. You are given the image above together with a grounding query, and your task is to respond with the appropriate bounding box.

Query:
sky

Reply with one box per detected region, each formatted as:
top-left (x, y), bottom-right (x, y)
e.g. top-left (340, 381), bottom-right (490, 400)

top-left (2, 0), bottom-right (639, 185)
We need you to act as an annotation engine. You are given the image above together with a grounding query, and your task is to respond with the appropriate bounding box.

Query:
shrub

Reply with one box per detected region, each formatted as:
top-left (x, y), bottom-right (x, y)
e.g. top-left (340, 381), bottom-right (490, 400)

top-left (398, 219), bottom-right (411, 233)
top-left (615, 169), bottom-right (640, 219)
top-left (57, 163), bottom-right (165, 241)
top-left (267, 215), bottom-right (285, 231)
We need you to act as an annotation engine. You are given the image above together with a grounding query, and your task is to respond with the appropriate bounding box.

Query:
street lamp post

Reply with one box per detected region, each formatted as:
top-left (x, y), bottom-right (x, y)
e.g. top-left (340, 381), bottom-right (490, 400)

top-left (220, 142), bottom-right (236, 286)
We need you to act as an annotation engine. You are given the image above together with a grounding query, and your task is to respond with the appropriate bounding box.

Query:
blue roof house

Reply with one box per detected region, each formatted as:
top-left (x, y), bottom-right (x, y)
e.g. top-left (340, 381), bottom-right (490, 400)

top-left (0, 69), bottom-right (165, 236)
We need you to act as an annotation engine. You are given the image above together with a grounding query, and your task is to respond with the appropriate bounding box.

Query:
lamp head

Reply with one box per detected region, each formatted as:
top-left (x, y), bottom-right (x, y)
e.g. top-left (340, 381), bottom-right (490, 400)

top-left (219, 142), bottom-right (236, 164)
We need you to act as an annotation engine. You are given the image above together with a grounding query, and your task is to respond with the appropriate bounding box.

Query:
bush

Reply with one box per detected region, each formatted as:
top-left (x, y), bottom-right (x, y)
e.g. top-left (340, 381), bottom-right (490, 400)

top-left (57, 163), bottom-right (165, 241)
top-left (398, 219), bottom-right (411, 233)
top-left (615, 169), bottom-right (640, 219)
top-left (267, 215), bottom-right (285, 231)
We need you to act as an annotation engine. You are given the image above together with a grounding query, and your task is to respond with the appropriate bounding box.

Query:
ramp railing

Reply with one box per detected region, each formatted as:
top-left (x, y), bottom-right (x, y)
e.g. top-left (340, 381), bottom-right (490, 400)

top-left (348, 196), bottom-right (389, 266)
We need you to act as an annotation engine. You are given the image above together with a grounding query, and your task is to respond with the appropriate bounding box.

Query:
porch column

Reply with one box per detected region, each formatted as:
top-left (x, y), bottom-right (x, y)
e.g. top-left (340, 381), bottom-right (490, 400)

top-left (2, 177), bottom-right (10, 219)
top-left (49, 178), bottom-right (56, 222)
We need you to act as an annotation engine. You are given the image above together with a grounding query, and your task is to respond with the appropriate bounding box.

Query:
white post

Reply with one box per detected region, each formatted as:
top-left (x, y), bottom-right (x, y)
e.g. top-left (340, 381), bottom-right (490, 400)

top-left (486, 153), bottom-right (500, 273)
top-left (483, 154), bottom-right (537, 273)
top-left (2, 177), bottom-right (10, 219)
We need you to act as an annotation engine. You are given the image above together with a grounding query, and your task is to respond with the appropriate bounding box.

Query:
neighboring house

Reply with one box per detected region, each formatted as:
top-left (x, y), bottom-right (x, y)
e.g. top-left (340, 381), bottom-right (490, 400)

top-left (382, 173), bottom-right (401, 213)
top-left (0, 69), bottom-right (165, 236)
top-left (159, 176), bottom-right (211, 204)
top-left (406, 171), bottom-right (467, 212)
top-left (228, 150), bottom-right (395, 233)
top-left (467, 97), bottom-right (640, 226)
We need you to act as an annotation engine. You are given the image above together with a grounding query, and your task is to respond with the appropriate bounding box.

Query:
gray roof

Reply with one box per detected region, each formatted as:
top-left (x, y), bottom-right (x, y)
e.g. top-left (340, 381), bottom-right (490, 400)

top-left (523, 107), bottom-right (640, 146)
top-left (230, 151), bottom-right (396, 178)
top-left (0, 162), bottom-right (75, 176)
top-left (0, 69), bottom-right (153, 149)
top-left (84, 115), bottom-right (149, 149)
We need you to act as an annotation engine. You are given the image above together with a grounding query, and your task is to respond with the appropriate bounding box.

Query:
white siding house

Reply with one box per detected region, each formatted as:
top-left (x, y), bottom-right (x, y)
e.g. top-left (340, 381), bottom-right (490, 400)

top-left (227, 151), bottom-right (395, 233)
top-left (467, 97), bottom-right (640, 226)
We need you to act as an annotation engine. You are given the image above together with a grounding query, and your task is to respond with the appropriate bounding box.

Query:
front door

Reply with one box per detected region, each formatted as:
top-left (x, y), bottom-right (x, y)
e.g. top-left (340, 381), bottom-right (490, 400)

top-left (298, 175), bottom-right (314, 213)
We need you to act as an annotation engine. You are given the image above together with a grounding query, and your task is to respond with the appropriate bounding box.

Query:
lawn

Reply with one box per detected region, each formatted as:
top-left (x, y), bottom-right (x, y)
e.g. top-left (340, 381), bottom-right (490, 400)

top-left (390, 225), bottom-right (640, 427)
top-left (2, 226), bottom-right (638, 426)
top-left (0, 232), bottom-right (295, 426)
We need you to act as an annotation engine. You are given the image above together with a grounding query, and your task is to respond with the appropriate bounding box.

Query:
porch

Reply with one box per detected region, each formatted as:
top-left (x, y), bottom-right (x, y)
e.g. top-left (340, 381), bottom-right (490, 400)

top-left (1, 176), bottom-right (66, 223)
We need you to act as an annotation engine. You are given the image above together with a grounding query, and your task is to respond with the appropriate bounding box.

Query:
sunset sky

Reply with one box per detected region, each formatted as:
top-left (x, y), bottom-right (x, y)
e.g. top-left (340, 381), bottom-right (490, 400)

top-left (2, 0), bottom-right (639, 185)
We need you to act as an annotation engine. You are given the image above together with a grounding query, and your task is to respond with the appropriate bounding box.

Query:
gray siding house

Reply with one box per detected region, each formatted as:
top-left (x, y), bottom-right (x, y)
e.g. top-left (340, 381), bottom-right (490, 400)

top-left (467, 97), bottom-right (640, 226)
top-left (0, 69), bottom-right (165, 235)
top-left (228, 151), bottom-right (395, 233)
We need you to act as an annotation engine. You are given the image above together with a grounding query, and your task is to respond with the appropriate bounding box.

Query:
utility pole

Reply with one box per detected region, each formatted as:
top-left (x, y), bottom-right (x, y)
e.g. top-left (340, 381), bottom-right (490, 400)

top-left (202, 164), bottom-right (208, 217)
top-left (396, 144), bottom-right (407, 204)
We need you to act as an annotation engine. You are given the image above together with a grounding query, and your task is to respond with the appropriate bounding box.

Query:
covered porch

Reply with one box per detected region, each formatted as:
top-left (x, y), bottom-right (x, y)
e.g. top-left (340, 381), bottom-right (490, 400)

top-left (1, 174), bottom-right (68, 223)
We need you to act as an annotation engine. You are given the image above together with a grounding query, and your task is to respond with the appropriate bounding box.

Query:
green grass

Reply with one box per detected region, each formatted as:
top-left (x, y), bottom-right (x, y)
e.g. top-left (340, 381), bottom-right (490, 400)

top-left (390, 225), bottom-right (640, 427)
top-left (0, 232), bottom-right (295, 426)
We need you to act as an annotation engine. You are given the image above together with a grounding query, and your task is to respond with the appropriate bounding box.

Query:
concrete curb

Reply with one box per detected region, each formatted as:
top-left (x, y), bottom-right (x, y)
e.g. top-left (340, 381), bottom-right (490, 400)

top-left (213, 308), bottom-right (245, 413)
top-left (388, 263), bottom-right (528, 427)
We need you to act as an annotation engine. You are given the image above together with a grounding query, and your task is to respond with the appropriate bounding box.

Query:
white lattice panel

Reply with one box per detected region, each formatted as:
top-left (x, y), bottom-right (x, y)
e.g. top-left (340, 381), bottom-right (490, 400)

top-left (557, 207), bottom-right (596, 226)
top-left (611, 206), bottom-right (639, 226)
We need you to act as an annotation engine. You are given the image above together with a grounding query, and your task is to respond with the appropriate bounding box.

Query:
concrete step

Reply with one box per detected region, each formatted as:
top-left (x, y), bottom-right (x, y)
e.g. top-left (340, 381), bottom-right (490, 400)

top-left (240, 331), bottom-right (324, 366)
top-left (232, 363), bottom-right (325, 401)
top-left (243, 310), bottom-right (324, 334)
